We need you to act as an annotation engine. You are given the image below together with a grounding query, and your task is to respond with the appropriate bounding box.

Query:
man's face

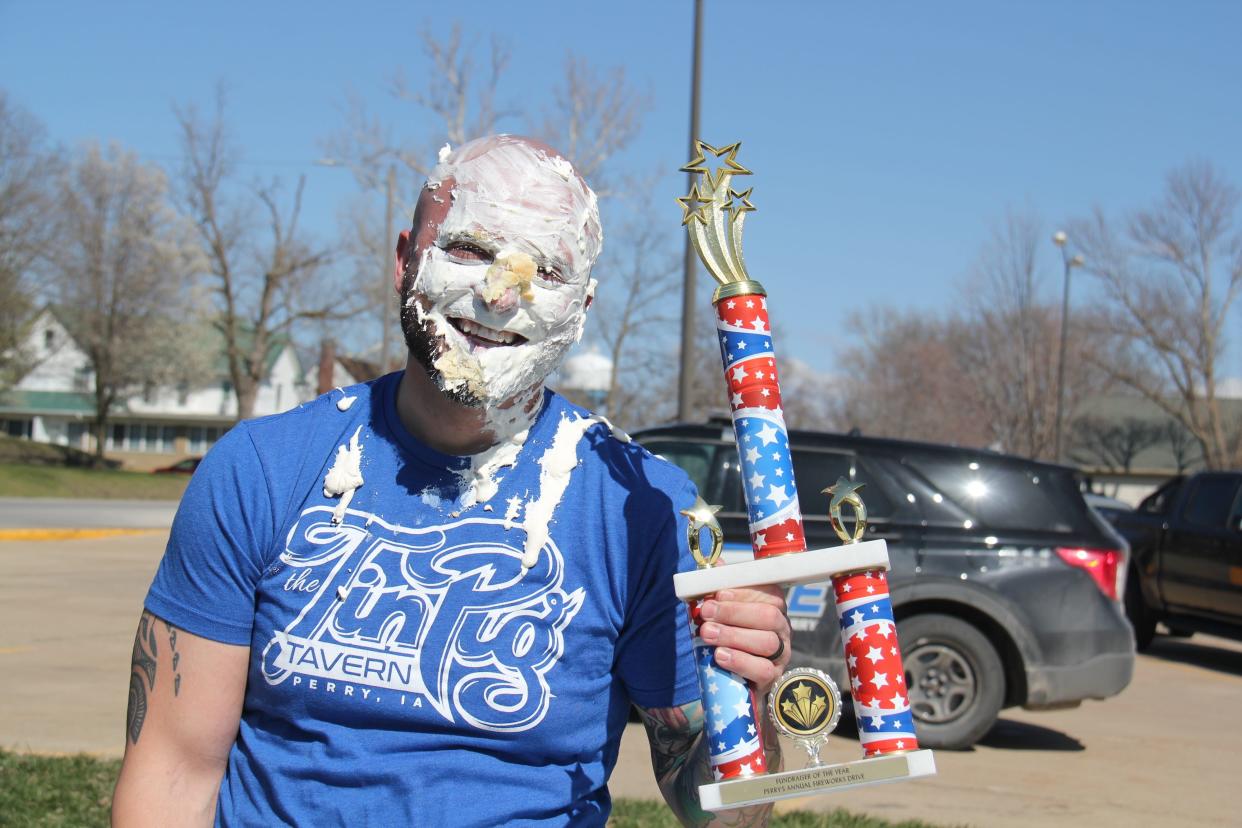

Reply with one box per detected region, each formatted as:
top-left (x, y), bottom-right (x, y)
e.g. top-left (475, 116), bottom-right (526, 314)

top-left (400, 137), bottom-right (601, 408)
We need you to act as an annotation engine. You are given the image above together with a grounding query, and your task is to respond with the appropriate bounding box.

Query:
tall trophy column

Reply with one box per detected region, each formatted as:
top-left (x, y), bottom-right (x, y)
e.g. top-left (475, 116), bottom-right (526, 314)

top-left (673, 141), bottom-right (935, 809)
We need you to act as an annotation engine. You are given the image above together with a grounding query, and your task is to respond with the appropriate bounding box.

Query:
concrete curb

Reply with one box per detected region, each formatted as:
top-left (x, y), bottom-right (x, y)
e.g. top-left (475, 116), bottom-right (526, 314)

top-left (0, 528), bottom-right (165, 542)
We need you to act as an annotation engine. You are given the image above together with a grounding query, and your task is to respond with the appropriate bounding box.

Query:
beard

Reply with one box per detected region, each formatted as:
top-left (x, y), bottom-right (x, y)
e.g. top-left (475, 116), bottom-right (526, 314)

top-left (399, 270), bottom-right (483, 408)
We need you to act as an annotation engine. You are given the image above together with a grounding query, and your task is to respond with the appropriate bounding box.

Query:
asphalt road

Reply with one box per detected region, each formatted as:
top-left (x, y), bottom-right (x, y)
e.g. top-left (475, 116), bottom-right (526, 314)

top-left (2, 530), bottom-right (1239, 827)
top-left (0, 497), bottom-right (178, 529)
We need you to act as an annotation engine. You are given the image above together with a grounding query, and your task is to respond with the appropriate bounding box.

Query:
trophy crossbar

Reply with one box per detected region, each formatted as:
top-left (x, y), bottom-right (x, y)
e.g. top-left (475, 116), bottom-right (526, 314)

top-left (673, 540), bottom-right (890, 601)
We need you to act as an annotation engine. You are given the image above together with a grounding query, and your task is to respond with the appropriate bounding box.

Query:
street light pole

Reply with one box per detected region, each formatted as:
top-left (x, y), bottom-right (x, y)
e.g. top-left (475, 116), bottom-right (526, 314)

top-left (1052, 231), bottom-right (1084, 464)
top-left (677, 0), bottom-right (704, 423)
top-left (381, 163), bottom-right (396, 372)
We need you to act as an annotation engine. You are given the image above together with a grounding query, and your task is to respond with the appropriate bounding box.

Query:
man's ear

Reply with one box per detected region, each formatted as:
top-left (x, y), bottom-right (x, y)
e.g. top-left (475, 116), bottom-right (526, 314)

top-left (394, 229), bottom-right (412, 296)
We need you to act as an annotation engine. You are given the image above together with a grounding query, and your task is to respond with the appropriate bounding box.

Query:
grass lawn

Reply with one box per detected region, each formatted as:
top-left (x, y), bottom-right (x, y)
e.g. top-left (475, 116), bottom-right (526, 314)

top-left (0, 750), bottom-right (951, 828)
top-left (0, 463), bottom-right (188, 500)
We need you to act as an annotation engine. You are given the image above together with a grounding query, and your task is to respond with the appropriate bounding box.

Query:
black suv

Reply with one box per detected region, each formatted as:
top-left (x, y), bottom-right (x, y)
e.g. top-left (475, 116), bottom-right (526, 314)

top-left (634, 421), bottom-right (1136, 749)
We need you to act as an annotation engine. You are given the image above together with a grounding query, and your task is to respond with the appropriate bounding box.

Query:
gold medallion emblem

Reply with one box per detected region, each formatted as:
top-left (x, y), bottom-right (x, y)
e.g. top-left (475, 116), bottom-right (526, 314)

top-left (767, 668), bottom-right (842, 766)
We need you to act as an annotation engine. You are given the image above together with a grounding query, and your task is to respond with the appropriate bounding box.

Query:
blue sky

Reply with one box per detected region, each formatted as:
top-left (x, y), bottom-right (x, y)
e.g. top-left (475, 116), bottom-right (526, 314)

top-left (4, 0), bottom-right (1240, 380)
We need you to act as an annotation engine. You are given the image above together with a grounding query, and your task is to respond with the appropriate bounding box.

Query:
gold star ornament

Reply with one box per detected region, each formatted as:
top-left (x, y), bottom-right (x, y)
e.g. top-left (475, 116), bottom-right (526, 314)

top-left (680, 140), bottom-right (752, 192)
top-left (823, 477), bottom-right (869, 544)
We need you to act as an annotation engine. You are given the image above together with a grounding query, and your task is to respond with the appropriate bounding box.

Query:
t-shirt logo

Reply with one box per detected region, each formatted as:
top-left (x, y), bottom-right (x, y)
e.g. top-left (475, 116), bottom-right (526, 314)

top-left (260, 507), bottom-right (584, 732)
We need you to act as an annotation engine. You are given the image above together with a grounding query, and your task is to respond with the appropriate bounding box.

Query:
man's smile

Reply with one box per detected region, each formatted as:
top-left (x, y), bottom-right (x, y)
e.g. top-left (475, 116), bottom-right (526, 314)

top-left (448, 316), bottom-right (527, 348)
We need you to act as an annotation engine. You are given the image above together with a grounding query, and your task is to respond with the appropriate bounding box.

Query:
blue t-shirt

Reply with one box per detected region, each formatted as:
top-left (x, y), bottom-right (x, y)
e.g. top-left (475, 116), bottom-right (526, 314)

top-left (146, 373), bottom-right (700, 827)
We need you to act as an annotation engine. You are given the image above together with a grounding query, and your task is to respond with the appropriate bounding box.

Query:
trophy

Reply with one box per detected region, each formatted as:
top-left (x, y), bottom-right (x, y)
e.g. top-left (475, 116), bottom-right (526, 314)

top-left (674, 141), bottom-right (936, 809)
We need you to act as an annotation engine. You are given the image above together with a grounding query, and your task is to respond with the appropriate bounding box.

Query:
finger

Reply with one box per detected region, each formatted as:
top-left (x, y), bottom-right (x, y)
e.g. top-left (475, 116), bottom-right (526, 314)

top-left (712, 644), bottom-right (786, 689)
top-left (716, 585), bottom-right (786, 609)
top-left (699, 597), bottom-right (789, 635)
top-left (698, 621), bottom-right (780, 660)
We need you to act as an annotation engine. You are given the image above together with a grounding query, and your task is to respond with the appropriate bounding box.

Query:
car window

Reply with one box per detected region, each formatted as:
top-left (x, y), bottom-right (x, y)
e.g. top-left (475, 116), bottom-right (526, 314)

top-left (642, 440), bottom-right (717, 499)
top-left (901, 452), bottom-right (1091, 534)
top-left (789, 450), bottom-right (895, 521)
top-left (1139, 478), bottom-right (1182, 515)
top-left (1181, 475), bottom-right (1241, 529)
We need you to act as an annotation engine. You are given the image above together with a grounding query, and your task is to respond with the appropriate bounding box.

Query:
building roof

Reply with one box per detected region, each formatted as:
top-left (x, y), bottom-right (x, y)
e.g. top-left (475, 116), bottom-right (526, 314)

top-left (1070, 393), bottom-right (1242, 473)
top-left (0, 389), bottom-right (95, 416)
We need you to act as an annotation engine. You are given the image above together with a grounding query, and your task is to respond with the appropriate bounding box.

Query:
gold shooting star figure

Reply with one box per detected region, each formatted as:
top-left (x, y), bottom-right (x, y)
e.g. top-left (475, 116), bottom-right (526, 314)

top-left (678, 140), bottom-right (759, 302)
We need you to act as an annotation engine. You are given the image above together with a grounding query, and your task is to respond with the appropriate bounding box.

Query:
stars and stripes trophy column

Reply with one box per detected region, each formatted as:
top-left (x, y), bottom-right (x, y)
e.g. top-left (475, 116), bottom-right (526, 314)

top-left (672, 141), bottom-right (935, 810)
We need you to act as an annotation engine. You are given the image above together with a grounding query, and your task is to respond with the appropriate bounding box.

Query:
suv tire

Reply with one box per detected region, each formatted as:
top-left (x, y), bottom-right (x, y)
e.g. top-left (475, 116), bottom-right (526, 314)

top-left (1124, 567), bottom-right (1156, 651)
top-left (899, 613), bottom-right (1004, 750)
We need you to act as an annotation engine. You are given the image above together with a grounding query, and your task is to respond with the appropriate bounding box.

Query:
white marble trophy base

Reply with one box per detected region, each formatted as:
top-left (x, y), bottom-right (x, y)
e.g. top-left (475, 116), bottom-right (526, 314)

top-left (673, 539), bottom-right (890, 600)
top-left (698, 749), bottom-right (936, 810)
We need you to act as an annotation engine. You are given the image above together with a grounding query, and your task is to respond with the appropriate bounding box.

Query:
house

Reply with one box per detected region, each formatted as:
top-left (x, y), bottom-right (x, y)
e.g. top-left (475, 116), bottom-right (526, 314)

top-left (0, 308), bottom-right (312, 470)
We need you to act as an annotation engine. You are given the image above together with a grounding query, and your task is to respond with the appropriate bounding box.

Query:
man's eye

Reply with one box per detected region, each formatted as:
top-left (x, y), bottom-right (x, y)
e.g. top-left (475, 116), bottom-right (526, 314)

top-left (537, 264), bottom-right (565, 284)
top-left (445, 241), bottom-right (492, 262)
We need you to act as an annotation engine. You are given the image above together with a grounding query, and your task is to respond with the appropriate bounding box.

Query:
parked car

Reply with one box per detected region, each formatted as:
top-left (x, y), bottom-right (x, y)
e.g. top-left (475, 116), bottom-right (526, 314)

top-left (1084, 492), bottom-right (1133, 522)
top-left (1108, 471), bottom-right (1242, 650)
top-left (151, 457), bottom-right (202, 475)
top-left (633, 420), bottom-right (1135, 749)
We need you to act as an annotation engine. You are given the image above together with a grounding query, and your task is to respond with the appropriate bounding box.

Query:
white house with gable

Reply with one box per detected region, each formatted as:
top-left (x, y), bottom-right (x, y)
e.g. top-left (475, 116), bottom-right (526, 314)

top-left (0, 307), bottom-right (313, 470)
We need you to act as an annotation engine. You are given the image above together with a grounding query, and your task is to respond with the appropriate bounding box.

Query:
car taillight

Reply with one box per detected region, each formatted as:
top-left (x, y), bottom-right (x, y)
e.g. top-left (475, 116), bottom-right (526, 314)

top-left (1056, 547), bottom-right (1123, 601)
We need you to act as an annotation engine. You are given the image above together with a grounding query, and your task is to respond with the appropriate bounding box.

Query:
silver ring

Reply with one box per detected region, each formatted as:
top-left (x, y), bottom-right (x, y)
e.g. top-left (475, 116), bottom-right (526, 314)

top-left (767, 637), bottom-right (785, 662)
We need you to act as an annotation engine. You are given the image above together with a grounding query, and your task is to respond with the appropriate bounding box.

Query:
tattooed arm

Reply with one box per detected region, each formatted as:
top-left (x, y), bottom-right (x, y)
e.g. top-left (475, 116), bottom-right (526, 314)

top-left (636, 697), bottom-right (782, 827)
top-left (111, 611), bottom-right (249, 827)
top-left (637, 584), bottom-right (792, 827)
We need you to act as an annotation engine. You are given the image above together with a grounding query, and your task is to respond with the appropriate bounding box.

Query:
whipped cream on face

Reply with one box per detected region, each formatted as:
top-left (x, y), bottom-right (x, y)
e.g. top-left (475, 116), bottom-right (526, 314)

top-left (323, 426), bottom-right (364, 524)
top-left (404, 136), bottom-right (604, 507)
top-left (408, 136), bottom-right (602, 409)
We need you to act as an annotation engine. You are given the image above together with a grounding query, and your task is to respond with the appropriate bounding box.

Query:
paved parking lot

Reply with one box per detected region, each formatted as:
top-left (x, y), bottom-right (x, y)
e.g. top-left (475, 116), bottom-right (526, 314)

top-left (2, 532), bottom-right (1239, 826)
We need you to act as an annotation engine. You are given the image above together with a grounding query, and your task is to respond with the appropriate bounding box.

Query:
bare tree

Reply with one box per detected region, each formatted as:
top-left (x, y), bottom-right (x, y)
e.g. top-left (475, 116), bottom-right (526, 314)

top-left (778, 358), bottom-right (837, 432)
top-left (1164, 418), bottom-right (1200, 473)
top-left (1072, 160), bottom-right (1242, 469)
top-left (954, 210), bottom-right (1061, 457)
top-left (47, 143), bottom-right (203, 459)
top-left (536, 55), bottom-right (650, 198)
top-left (176, 91), bottom-right (355, 420)
top-left (1069, 415), bottom-right (1166, 472)
top-left (831, 307), bottom-right (988, 446)
top-left (953, 209), bottom-right (1113, 458)
top-left (0, 91), bottom-right (60, 386)
top-left (586, 203), bottom-right (680, 425)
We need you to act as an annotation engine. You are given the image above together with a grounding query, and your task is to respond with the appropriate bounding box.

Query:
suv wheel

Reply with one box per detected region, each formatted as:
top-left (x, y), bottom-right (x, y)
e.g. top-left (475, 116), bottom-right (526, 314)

top-left (899, 613), bottom-right (1004, 750)
top-left (1124, 567), bottom-right (1156, 651)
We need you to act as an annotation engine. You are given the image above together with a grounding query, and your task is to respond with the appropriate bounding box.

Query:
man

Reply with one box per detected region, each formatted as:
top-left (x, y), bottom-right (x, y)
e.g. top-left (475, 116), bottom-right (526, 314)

top-left (112, 135), bottom-right (791, 826)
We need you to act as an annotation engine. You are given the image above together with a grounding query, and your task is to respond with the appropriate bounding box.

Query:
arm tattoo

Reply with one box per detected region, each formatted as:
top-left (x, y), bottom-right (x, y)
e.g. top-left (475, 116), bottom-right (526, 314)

top-left (638, 697), bottom-right (783, 827)
top-left (165, 620), bottom-right (182, 696)
top-left (126, 613), bottom-right (158, 744)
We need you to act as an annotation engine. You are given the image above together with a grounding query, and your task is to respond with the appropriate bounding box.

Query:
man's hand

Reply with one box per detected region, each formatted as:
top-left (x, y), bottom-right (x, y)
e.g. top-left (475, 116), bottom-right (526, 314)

top-left (695, 584), bottom-right (792, 694)
top-left (635, 584), bottom-right (791, 827)
top-left (112, 611), bottom-right (248, 827)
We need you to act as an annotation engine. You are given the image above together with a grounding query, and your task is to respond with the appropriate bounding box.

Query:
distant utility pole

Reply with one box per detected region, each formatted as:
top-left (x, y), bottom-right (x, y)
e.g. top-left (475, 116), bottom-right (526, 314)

top-left (677, 0), bottom-right (704, 423)
top-left (380, 163), bottom-right (395, 372)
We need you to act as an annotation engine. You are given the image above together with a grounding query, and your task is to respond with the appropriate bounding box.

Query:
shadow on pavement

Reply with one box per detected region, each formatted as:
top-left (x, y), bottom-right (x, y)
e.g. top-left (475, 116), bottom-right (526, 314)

top-left (1142, 635), bottom-right (1242, 677)
top-left (976, 718), bottom-right (1084, 752)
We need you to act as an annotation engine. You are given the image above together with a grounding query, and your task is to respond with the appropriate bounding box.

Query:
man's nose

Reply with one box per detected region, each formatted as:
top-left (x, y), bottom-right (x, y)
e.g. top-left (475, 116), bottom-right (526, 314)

top-left (475, 278), bottom-right (520, 313)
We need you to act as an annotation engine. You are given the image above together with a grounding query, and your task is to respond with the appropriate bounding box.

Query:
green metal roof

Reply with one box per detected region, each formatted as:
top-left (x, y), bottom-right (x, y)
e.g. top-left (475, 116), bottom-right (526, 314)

top-left (0, 389), bottom-right (96, 415)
